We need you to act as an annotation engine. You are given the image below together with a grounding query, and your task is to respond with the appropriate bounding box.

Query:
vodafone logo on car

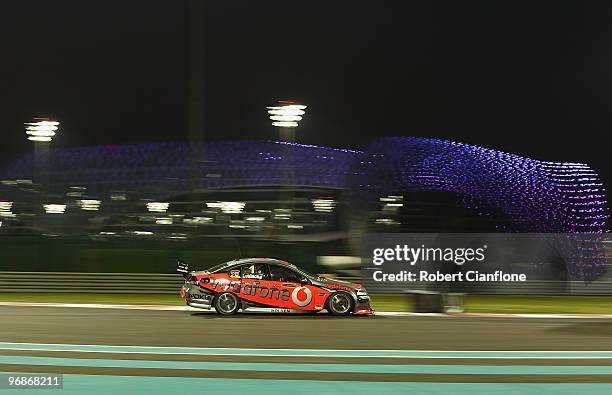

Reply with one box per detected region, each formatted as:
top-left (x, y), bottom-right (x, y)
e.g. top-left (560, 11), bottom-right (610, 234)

top-left (291, 286), bottom-right (313, 307)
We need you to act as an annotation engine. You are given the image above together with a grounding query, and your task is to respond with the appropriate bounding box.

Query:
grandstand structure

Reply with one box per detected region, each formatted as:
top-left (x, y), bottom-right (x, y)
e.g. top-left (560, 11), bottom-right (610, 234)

top-left (0, 137), bottom-right (608, 279)
top-left (0, 137), bottom-right (607, 233)
top-left (358, 137), bottom-right (609, 234)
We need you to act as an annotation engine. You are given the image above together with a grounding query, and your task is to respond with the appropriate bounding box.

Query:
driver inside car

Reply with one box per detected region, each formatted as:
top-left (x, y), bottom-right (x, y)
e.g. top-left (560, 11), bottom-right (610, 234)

top-left (241, 264), bottom-right (265, 280)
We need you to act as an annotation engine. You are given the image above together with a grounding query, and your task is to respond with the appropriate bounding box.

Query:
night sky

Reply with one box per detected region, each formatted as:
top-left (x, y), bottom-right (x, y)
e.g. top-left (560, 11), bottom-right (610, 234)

top-left (0, 1), bottom-right (610, 183)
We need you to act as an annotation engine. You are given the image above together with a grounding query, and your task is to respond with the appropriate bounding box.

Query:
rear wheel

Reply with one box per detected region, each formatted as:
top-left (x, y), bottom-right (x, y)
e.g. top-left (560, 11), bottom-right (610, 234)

top-left (214, 292), bottom-right (240, 315)
top-left (326, 292), bottom-right (354, 316)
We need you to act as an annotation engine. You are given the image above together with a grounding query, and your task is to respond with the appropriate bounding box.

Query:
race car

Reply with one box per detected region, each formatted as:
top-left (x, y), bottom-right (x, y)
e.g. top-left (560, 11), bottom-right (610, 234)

top-left (178, 258), bottom-right (373, 316)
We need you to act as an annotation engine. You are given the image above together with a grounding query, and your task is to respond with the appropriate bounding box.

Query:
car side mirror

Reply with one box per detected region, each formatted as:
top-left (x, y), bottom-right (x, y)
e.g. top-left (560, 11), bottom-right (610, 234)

top-left (299, 277), bottom-right (309, 285)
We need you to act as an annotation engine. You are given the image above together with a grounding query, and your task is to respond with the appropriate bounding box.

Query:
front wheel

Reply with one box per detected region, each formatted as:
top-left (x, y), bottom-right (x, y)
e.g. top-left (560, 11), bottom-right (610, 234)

top-left (326, 292), bottom-right (354, 316)
top-left (214, 292), bottom-right (240, 315)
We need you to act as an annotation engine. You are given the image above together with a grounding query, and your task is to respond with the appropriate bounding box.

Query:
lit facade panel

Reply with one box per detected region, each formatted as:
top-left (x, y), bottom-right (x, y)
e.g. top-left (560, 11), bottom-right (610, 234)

top-left (0, 137), bottom-right (608, 237)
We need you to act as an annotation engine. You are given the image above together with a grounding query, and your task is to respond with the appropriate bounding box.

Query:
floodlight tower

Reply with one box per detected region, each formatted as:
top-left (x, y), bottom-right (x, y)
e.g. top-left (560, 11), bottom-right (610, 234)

top-left (25, 118), bottom-right (59, 191)
top-left (267, 101), bottom-right (306, 234)
top-left (267, 100), bottom-right (307, 142)
top-left (188, 0), bottom-right (205, 193)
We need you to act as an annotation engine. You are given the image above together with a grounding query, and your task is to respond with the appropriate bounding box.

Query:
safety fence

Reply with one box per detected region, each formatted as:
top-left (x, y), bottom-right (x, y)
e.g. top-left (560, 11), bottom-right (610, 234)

top-left (0, 271), bottom-right (611, 295)
top-left (0, 272), bottom-right (183, 294)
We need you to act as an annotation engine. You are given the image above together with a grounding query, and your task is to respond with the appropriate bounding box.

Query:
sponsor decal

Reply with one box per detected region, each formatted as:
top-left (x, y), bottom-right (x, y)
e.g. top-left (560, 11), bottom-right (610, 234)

top-left (206, 278), bottom-right (315, 308)
top-left (229, 270), bottom-right (240, 278)
top-left (189, 293), bottom-right (210, 300)
top-left (291, 286), bottom-right (313, 307)
top-left (325, 283), bottom-right (353, 291)
top-left (210, 279), bottom-right (290, 302)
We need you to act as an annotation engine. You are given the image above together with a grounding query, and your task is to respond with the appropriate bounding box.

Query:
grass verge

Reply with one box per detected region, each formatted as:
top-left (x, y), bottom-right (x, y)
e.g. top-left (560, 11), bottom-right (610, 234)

top-left (463, 295), bottom-right (612, 314)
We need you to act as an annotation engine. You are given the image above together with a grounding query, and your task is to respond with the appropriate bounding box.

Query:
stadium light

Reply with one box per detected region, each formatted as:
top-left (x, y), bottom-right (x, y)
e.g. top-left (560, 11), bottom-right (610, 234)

top-left (146, 202), bottom-right (170, 213)
top-left (267, 102), bottom-right (306, 128)
top-left (25, 117), bottom-right (59, 198)
top-left (25, 118), bottom-right (59, 142)
top-left (43, 204), bottom-right (66, 214)
top-left (78, 199), bottom-right (102, 211)
top-left (312, 198), bottom-right (336, 213)
top-left (206, 201), bottom-right (245, 214)
top-left (267, 101), bottom-right (306, 142)
top-left (0, 201), bottom-right (15, 218)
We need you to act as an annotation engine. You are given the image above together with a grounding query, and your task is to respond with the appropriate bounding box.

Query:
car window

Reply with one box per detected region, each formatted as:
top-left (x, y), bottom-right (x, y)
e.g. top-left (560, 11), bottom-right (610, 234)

top-left (239, 263), bottom-right (268, 280)
top-left (269, 265), bottom-right (301, 283)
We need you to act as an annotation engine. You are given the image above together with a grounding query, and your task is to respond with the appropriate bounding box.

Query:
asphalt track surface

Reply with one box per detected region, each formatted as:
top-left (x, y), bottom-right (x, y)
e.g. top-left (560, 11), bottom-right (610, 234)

top-left (2, 305), bottom-right (612, 350)
top-left (1, 305), bottom-right (612, 394)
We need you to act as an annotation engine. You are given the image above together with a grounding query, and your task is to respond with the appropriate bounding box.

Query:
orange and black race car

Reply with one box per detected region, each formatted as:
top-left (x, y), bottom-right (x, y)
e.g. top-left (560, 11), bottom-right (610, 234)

top-left (178, 258), bottom-right (374, 316)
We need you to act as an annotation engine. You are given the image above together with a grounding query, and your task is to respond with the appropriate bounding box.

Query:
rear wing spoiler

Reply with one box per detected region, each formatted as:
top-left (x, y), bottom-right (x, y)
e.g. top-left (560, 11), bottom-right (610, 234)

top-left (177, 260), bottom-right (189, 278)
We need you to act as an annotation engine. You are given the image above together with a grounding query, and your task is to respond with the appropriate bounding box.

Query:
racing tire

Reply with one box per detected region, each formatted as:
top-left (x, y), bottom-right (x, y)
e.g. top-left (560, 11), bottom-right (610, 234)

top-left (326, 292), bottom-right (354, 316)
top-left (214, 292), bottom-right (240, 315)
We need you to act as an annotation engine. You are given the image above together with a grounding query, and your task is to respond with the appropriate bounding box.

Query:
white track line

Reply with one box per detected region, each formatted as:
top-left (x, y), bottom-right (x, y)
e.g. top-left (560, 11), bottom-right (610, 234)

top-left (0, 301), bottom-right (612, 319)
top-left (1, 342), bottom-right (612, 359)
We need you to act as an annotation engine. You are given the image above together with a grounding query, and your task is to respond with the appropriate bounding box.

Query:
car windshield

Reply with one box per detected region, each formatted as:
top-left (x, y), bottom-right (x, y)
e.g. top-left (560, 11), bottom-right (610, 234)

top-left (286, 263), bottom-right (320, 280)
top-left (202, 259), bottom-right (320, 279)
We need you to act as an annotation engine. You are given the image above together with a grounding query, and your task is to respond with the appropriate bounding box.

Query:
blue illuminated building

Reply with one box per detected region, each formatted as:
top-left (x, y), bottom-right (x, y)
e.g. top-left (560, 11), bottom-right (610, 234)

top-left (0, 138), bottom-right (607, 234)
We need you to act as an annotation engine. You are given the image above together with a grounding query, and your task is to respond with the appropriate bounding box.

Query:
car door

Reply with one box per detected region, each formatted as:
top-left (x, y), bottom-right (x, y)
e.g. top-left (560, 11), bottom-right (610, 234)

top-left (236, 262), bottom-right (276, 305)
top-left (267, 264), bottom-right (318, 310)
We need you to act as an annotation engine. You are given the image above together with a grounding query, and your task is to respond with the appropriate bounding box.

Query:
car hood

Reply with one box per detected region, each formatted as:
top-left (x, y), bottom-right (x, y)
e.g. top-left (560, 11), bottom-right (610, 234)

top-left (313, 276), bottom-right (362, 290)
